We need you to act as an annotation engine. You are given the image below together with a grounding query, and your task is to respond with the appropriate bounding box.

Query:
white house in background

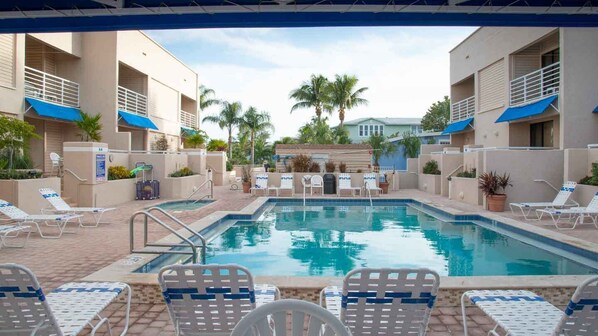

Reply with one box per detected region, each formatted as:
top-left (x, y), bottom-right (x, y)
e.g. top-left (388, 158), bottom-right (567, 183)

top-left (341, 117), bottom-right (423, 143)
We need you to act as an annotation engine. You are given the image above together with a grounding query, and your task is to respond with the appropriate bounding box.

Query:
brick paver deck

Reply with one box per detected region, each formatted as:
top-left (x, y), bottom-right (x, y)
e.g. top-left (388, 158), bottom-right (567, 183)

top-left (2, 187), bottom-right (591, 335)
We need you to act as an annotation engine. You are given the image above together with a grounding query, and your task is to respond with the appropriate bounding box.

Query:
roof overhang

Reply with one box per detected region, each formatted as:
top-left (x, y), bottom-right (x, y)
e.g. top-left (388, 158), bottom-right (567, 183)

top-left (442, 117), bottom-right (474, 135)
top-left (0, 1), bottom-right (597, 32)
top-left (496, 95), bottom-right (558, 123)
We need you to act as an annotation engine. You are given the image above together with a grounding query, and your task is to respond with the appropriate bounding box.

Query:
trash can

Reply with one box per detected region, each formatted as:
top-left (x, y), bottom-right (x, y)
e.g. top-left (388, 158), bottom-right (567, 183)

top-left (323, 173), bottom-right (336, 194)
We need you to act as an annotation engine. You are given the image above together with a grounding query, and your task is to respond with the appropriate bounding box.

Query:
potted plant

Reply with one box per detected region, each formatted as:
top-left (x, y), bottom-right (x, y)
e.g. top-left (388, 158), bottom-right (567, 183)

top-left (379, 172), bottom-right (390, 194)
top-left (479, 171), bottom-right (512, 212)
top-left (242, 165), bottom-right (252, 193)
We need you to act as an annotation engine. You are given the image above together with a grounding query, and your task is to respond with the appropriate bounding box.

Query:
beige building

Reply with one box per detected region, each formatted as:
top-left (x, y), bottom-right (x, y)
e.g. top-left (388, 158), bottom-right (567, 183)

top-left (445, 27), bottom-right (598, 149)
top-left (0, 31), bottom-right (199, 172)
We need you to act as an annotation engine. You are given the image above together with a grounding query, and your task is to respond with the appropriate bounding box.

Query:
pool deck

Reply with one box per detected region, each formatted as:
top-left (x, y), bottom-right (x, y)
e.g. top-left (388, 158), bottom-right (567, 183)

top-left (0, 186), bottom-right (596, 335)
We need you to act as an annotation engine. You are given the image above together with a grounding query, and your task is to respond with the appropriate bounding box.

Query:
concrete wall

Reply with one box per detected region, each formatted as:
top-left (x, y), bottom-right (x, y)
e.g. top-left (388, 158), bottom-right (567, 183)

top-left (29, 33), bottom-right (82, 57)
top-left (419, 174), bottom-right (441, 195)
top-left (79, 178), bottom-right (136, 207)
top-left (161, 175), bottom-right (204, 199)
top-left (0, 34), bottom-right (25, 116)
top-left (564, 148), bottom-right (598, 206)
top-left (439, 153), bottom-right (464, 197)
top-left (206, 152), bottom-right (227, 186)
top-left (449, 177), bottom-right (482, 206)
top-left (0, 177), bottom-right (60, 214)
top-left (251, 172), bottom-right (379, 195)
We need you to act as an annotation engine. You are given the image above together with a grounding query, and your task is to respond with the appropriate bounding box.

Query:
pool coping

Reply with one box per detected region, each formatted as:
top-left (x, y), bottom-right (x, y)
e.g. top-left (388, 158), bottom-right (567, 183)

top-left (85, 196), bottom-right (597, 294)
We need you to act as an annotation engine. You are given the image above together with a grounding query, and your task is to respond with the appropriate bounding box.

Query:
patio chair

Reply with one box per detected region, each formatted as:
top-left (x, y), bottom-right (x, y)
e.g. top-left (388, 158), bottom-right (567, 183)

top-left (363, 173), bottom-right (382, 196)
top-left (320, 268), bottom-right (440, 335)
top-left (461, 275), bottom-right (598, 336)
top-left (158, 264), bottom-right (280, 336)
top-left (39, 188), bottom-right (116, 228)
top-left (49, 152), bottom-right (62, 177)
top-left (0, 263), bottom-right (131, 336)
top-left (337, 174), bottom-right (361, 197)
top-left (0, 199), bottom-right (82, 239)
top-left (231, 299), bottom-right (352, 336)
top-left (0, 224), bottom-right (31, 249)
top-left (275, 173), bottom-right (294, 197)
top-left (509, 181), bottom-right (578, 220)
top-left (251, 174), bottom-right (270, 196)
top-left (310, 175), bottom-right (324, 195)
top-left (535, 191), bottom-right (598, 230)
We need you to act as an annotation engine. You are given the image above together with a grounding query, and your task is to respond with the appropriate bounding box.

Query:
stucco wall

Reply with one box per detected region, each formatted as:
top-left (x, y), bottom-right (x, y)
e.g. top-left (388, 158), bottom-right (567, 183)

top-left (449, 177), bottom-right (482, 206)
top-left (439, 153), bottom-right (464, 197)
top-left (0, 177), bottom-right (61, 214)
top-left (78, 178), bottom-right (136, 207)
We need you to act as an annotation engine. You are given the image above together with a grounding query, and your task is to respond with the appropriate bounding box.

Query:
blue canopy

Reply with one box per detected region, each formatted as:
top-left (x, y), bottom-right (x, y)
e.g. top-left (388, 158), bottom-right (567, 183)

top-left (26, 98), bottom-right (82, 122)
top-left (496, 95), bottom-right (558, 123)
top-left (118, 110), bottom-right (158, 130)
top-left (180, 126), bottom-right (197, 136)
top-left (593, 105), bottom-right (598, 113)
top-left (442, 118), bottom-right (474, 135)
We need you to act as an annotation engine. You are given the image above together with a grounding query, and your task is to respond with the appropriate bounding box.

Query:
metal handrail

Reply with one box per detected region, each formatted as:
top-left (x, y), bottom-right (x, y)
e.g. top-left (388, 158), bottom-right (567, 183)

top-left (129, 210), bottom-right (202, 264)
top-left (446, 165), bottom-right (464, 180)
top-left (188, 179), bottom-right (213, 201)
top-left (510, 62), bottom-right (560, 106)
top-left (64, 168), bottom-right (87, 182)
top-left (24, 66), bottom-right (80, 107)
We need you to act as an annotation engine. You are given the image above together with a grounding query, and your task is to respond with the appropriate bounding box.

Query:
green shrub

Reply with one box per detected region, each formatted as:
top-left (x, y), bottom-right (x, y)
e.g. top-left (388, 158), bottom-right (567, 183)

top-left (0, 169), bottom-right (42, 180)
top-left (226, 161), bottom-right (233, 172)
top-left (169, 167), bottom-right (195, 178)
top-left (108, 166), bottom-right (133, 180)
top-left (456, 168), bottom-right (476, 178)
top-left (423, 160), bottom-right (441, 175)
top-left (579, 162), bottom-right (598, 186)
top-left (268, 167), bottom-right (276, 173)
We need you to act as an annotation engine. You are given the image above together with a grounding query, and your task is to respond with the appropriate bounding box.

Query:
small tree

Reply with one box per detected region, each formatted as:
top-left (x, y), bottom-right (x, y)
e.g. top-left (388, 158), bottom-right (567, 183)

top-left (0, 115), bottom-right (40, 170)
top-left (364, 134), bottom-right (396, 167)
top-left (184, 129), bottom-right (209, 149)
top-left (75, 111), bottom-right (102, 142)
top-left (154, 134), bottom-right (169, 151)
top-left (421, 96), bottom-right (450, 132)
top-left (399, 132), bottom-right (421, 159)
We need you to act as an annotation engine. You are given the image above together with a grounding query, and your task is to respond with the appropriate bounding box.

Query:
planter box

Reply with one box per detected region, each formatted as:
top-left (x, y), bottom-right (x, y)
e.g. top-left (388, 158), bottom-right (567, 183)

top-left (79, 178), bottom-right (136, 207)
top-left (419, 174), bottom-right (441, 195)
top-left (0, 177), bottom-right (61, 214)
top-left (449, 177), bottom-right (482, 205)
top-left (574, 184), bottom-right (598, 206)
top-left (161, 175), bottom-right (206, 199)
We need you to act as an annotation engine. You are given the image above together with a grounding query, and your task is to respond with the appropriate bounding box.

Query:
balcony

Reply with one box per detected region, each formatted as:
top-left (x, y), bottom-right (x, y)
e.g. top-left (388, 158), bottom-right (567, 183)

top-left (451, 96), bottom-right (475, 122)
top-left (24, 66), bottom-right (79, 107)
top-left (118, 86), bottom-right (147, 116)
top-left (180, 110), bottom-right (197, 129)
top-left (510, 62), bottom-right (560, 106)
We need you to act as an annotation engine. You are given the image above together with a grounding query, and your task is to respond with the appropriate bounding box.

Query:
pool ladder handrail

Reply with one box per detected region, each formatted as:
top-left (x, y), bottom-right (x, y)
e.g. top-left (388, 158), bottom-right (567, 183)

top-left (364, 181), bottom-right (373, 207)
top-left (188, 179), bottom-right (214, 203)
top-left (129, 207), bottom-right (207, 264)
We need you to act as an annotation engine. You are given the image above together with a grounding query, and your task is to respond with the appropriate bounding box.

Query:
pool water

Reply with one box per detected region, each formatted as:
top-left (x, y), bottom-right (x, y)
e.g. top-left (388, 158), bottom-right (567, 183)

top-left (137, 204), bottom-right (597, 276)
top-left (154, 200), bottom-right (213, 211)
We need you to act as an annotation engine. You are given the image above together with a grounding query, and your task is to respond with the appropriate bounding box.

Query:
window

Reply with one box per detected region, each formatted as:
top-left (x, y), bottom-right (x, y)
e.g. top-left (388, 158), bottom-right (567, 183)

top-left (530, 120), bottom-right (554, 147)
top-left (411, 125), bottom-right (422, 134)
top-left (359, 124), bottom-right (384, 137)
top-left (358, 126), bottom-right (363, 137)
top-left (542, 49), bottom-right (559, 68)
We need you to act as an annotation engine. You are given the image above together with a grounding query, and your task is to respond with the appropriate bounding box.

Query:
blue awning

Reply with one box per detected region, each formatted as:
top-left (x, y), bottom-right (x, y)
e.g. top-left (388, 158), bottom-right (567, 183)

top-left (118, 110), bottom-right (158, 130)
top-left (593, 105), bottom-right (598, 113)
top-left (26, 98), bottom-right (82, 122)
top-left (181, 126), bottom-right (197, 136)
top-left (496, 95), bottom-right (558, 123)
top-left (442, 117), bottom-right (474, 135)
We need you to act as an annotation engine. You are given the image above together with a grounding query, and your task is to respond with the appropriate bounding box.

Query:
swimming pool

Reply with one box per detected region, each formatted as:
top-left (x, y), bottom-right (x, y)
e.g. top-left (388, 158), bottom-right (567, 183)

top-left (154, 200), bottom-right (213, 211)
top-left (136, 200), bottom-right (597, 276)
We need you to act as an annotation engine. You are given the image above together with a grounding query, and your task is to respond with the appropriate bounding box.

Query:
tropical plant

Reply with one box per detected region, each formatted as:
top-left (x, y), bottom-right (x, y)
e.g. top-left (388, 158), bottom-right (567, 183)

top-left (184, 129), bottom-right (209, 149)
top-left (0, 115), bottom-right (40, 170)
top-left (325, 161), bottom-right (336, 173)
top-left (108, 166), bottom-right (133, 180)
top-left (456, 168), bottom-right (477, 178)
top-left (308, 161), bottom-right (321, 173)
top-left (207, 139), bottom-right (228, 152)
top-left (423, 160), bottom-right (441, 175)
top-left (202, 101), bottom-right (243, 158)
top-left (241, 165), bottom-right (251, 183)
top-left (363, 134), bottom-right (396, 167)
top-left (328, 74), bottom-right (368, 127)
top-left (333, 126), bottom-right (352, 144)
top-left (298, 118), bottom-right (334, 144)
top-left (339, 162), bottom-right (347, 173)
top-left (169, 167), bottom-right (195, 177)
top-left (291, 154), bottom-right (311, 173)
top-left (421, 96), bottom-right (451, 132)
top-left (427, 138), bottom-right (436, 144)
top-left (153, 134), bottom-right (169, 151)
top-left (0, 169), bottom-right (42, 180)
top-left (74, 111), bottom-right (102, 142)
top-left (578, 162), bottom-right (598, 186)
top-left (289, 74), bottom-right (331, 120)
top-left (199, 85), bottom-right (222, 111)
top-left (252, 131), bottom-right (273, 165)
top-left (399, 132), bottom-right (421, 159)
top-left (479, 171), bottom-right (512, 196)
top-left (239, 107), bottom-right (274, 164)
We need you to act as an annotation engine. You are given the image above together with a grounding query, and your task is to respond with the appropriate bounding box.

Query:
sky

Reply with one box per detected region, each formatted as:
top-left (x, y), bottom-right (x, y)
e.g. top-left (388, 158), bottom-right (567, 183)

top-left (147, 26), bottom-right (477, 141)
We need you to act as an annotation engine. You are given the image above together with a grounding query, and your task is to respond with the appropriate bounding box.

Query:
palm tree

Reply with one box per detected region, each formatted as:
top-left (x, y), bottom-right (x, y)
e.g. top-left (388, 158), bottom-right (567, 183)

top-left (329, 74), bottom-right (369, 128)
top-left (75, 111), bottom-right (102, 142)
top-left (199, 85), bottom-right (221, 111)
top-left (289, 74), bottom-right (331, 120)
top-left (364, 134), bottom-right (396, 167)
top-left (239, 107), bottom-right (274, 164)
top-left (202, 101), bottom-right (242, 158)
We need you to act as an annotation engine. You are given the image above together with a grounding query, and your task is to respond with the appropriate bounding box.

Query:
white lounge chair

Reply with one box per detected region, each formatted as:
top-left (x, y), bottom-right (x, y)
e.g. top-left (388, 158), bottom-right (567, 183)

top-left (338, 174), bottom-right (361, 197)
top-left (363, 173), bottom-right (382, 196)
top-left (0, 199), bottom-right (82, 239)
top-left (231, 299), bottom-right (352, 336)
top-left (158, 264), bottom-right (280, 335)
top-left (39, 188), bottom-right (116, 228)
top-left (250, 174), bottom-right (270, 196)
top-left (275, 174), bottom-right (294, 196)
top-left (320, 268), bottom-right (440, 335)
top-left (310, 175), bottom-right (324, 195)
top-left (0, 225), bottom-right (31, 248)
top-left (535, 191), bottom-right (598, 230)
top-left (461, 276), bottom-right (598, 336)
top-left (510, 181), bottom-right (578, 220)
top-left (0, 263), bottom-right (131, 336)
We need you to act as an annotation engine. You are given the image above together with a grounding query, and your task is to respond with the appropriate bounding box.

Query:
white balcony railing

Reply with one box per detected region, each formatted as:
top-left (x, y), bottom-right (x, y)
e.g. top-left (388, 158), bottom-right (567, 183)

top-left (510, 62), bottom-right (560, 106)
top-left (451, 95), bottom-right (475, 122)
top-left (180, 110), bottom-right (197, 129)
top-left (118, 86), bottom-right (147, 116)
top-left (24, 66), bottom-right (79, 107)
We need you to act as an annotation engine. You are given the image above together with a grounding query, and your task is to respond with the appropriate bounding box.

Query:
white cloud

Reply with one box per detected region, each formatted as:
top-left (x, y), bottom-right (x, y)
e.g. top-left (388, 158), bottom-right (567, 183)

top-left (151, 27), bottom-right (475, 140)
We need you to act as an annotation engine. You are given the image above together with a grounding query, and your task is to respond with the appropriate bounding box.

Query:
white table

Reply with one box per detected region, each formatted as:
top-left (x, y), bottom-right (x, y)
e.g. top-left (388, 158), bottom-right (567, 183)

top-left (461, 290), bottom-right (564, 336)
